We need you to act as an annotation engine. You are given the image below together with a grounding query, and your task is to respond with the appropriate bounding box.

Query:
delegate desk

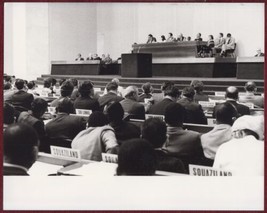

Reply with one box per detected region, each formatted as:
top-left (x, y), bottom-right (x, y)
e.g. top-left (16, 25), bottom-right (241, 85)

top-left (51, 61), bottom-right (121, 75)
top-left (132, 41), bottom-right (207, 58)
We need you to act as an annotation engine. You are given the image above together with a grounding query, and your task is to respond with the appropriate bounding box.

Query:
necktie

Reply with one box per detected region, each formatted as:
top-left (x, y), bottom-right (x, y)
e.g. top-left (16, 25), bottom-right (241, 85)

top-left (227, 38), bottom-right (231, 44)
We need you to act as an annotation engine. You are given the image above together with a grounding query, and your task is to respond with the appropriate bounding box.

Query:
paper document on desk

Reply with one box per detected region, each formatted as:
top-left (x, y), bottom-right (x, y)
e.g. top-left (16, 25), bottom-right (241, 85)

top-left (60, 162), bottom-right (117, 176)
top-left (28, 161), bottom-right (63, 176)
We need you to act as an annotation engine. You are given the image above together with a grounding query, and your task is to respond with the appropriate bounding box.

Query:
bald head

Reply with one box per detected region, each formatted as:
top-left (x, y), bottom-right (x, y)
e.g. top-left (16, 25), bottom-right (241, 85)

top-left (226, 86), bottom-right (239, 100)
top-left (245, 81), bottom-right (257, 92)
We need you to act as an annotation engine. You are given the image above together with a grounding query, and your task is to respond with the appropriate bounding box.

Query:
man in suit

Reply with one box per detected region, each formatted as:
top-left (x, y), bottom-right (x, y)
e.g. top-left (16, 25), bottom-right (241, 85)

top-left (190, 80), bottom-right (209, 103)
top-left (9, 79), bottom-right (34, 111)
top-left (50, 80), bottom-right (74, 108)
top-left (148, 85), bottom-right (180, 115)
top-left (225, 86), bottom-right (250, 116)
top-left (201, 102), bottom-right (238, 163)
top-left (18, 98), bottom-right (48, 152)
top-left (120, 86), bottom-right (145, 120)
top-left (177, 86), bottom-right (207, 124)
top-left (194, 33), bottom-right (203, 41)
top-left (166, 33), bottom-right (175, 42)
top-left (75, 53), bottom-right (84, 61)
top-left (162, 103), bottom-right (204, 172)
top-left (146, 34), bottom-right (153, 43)
top-left (220, 33), bottom-right (235, 57)
top-left (98, 82), bottom-right (124, 110)
top-left (254, 48), bottom-right (264, 57)
top-left (4, 123), bottom-right (39, 175)
top-left (74, 81), bottom-right (100, 111)
top-left (239, 81), bottom-right (264, 108)
top-left (213, 33), bottom-right (225, 55)
top-left (46, 97), bottom-right (86, 141)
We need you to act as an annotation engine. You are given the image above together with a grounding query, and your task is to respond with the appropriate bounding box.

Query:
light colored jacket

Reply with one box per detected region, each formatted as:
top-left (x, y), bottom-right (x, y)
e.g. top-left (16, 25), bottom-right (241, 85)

top-left (71, 125), bottom-right (118, 161)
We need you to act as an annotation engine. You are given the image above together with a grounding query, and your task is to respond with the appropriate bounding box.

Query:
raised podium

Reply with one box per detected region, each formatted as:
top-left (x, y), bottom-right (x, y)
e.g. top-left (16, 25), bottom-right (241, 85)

top-left (121, 53), bottom-right (152, 77)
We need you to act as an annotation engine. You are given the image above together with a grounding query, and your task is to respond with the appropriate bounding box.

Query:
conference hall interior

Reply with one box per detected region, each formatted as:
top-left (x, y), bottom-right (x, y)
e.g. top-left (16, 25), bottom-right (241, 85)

top-left (3, 2), bottom-right (265, 210)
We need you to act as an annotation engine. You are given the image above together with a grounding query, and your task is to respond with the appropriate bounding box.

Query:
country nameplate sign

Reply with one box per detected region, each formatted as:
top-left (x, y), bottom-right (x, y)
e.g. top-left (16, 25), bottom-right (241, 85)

top-left (189, 164), bottom-right (232, 176)
top-left (102, 153), bottom-right (118, 163)
top-left (50, 146), bottom-right (81, 161)
top-left (145, 114), bottom-right (165, 121)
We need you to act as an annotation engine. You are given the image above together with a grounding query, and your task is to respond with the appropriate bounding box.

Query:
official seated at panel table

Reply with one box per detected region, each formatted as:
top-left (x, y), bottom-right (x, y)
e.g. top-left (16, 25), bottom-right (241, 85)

top-left (254, 48), bottom-right (264, 57)
top-left (166, 32), bottom-right (175, 42)
top-left (75, 53), bottom-right (84, 61)
top-left (212, 33), bottom-right (225, 55)
top-left (3, 123), bottom-right (39, 176)
top-left (220, 33), bottom-right (235, 57)
top-left (239, 81), bottom-right (264, 108)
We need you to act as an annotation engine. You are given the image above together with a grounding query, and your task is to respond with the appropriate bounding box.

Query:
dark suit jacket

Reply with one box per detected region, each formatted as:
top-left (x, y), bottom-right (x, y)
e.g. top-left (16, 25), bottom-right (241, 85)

top-left (194, 93), bottom-right (209, 103)
top-left (45, 113), bottom-right (86, 140)
top-left (110, 120), bottom-right (141, 145)
top-left (3, 165), bottom-right (29, 176)
top-left (120, 99), bottom-right (145, 120)
top-left (138, 93), bottom-right (153, 102)
top-left (74, 97), bottom-right (100, 111)
top-left (177, 97), bottom-right (207, 124)
top-left (10, 90), bottom-right (34, 110)
top-left (98, 92), bottom-right (124, 108)
top-left (163, 126), bottom-right (204, 171)
top-left (148, 98), bottom-right (173, 115)
top-left (226, 100), bottom-right (250, 116)
top-left (18, 111), bottom-right (48, 152)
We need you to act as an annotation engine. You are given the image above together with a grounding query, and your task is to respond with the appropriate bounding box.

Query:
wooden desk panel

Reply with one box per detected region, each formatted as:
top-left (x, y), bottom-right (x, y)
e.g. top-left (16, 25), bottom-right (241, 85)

top-left (132, 41), bottom-right (207, 58)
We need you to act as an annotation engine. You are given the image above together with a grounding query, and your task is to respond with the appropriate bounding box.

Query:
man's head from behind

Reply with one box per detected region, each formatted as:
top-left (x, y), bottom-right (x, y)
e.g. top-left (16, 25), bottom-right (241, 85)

top-left (4, 123), bottom-right (39, 169)
top-left (164, 85), bottom-right (180, 101)
top-left (78, 81), bottom-right (94, 97)
top-left (213, 102), bottom-right (238, 126)
top-left (142, 82), bottom-right (153, 94)
top-left (225, 86), bottom-right (239, 100)
top-left (117, 138), bottom-right (156, 176)
top-left (106, 82), bottom-right (118, 92)
top-left (56, 97), bottom-right (74, 114)
top-left (165, 103), bottom-right (185, 127)
top-left (105, 101), bottom-right (124, 123)
top-left (244, 81), bottom-right (257, 93)
top-left (15, 79), bottom-right (25, 90)
top-left (141, 118), bottom-right (167, 149)
top-left (182, 86), bottom-right (195, 99)
top-left (31, 98), bottom-right (48, 119)
top-left (60, 80), bottom-right (74, 97)
top-left (190, 80), bottom-right (204, 93)
top-left (123, 86), bottom-right (139, 100)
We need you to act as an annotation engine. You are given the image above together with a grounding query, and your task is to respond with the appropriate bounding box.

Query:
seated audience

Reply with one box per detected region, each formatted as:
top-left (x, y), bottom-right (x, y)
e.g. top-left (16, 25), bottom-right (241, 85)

top-left (27, 81), bottom-right (39, 96)
top-left (17, 98), bottom-right (48, 152)
top-left (98, 82), bottom-right (124, 110)
top-left (141, 118), bottom-right (186, 173)
top-left (220, 33), bottom-right (235, 57)
top-left (225, 86), bottom-right (250, 116)
top-left (166, 32), bottom-right (175, 42)
top-left (138, 82), bottom-right (154, 103)
top-left (152, 81), bottom-right (174, 104)
top-left (46, 97), bottom-right (86, 140)
top-left (105, 102), bottom-right (140, 145)
top-left (9, 79), bottom-right (34, 112)
top-left (254, 48), bottom-right (264, 57)
top-left (73, 81), bottom-right (100, 111)
top-left (4, 82), bottom-right (16, 102)
top-left (162, 103), bottom-right (204, 172)
top-left (116, 138), bottom-right (157, 176)
top-left (70, 78), bottom-right (79, 101)
top-left (120, 86), bottom-right (145, 120)
top-left (75, 53), bottom-right (84, 61)
top-left (4, 103), bottom-right (15, 130)
top-left (148, 84), bottom-right (180, 115)
top-left (213, 115), bottom-right (264, 176)
top-left (72, 111), bottom-right (118, 161)
top-left (190, 80), bottom-right (209, 102)
top-left (50, 80), bottom-right (74, 108)
top-left (177, 86), bottom-right (207, 124)
top-left (41, 80), bottom-right (52, 96)
top-left (4, 123), bottom-right (39, 175)
top-left (194, 33), bottom-right (203, 41)
top-left (213, 33), bottom-right (225, 55)
top-left (239, 81), bottom-right (264, 108)
top-left (161, 35), bottom-right (166, 42)
top-left (201, 102), bottom-right (238, 163)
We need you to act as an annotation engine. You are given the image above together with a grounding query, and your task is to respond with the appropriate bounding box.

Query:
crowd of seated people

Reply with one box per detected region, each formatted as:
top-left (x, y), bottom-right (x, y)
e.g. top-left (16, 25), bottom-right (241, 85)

top-left (145, 32), bottom-right (239, 57)
top-left (3, 74), bottom-right (264, 176)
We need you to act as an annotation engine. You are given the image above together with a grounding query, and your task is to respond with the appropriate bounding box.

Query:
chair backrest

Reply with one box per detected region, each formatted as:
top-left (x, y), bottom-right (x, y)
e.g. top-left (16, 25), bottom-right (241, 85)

top-left (75, 109), bottom-right (92, 116)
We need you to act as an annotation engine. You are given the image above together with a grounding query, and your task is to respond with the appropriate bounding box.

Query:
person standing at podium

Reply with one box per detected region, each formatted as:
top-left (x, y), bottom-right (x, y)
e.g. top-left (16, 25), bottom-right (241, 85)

top-left (75, 53), bottom-right (84, 61)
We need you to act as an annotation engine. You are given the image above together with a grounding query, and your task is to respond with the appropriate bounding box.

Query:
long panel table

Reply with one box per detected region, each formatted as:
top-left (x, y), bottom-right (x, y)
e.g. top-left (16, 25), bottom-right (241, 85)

top-left (132, 41), bottom-right (207, 58)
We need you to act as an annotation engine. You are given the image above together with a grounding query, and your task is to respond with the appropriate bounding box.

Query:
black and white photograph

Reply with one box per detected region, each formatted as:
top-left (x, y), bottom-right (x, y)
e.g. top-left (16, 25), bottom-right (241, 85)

top-left (3, 2), bottom-right (265, 210)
